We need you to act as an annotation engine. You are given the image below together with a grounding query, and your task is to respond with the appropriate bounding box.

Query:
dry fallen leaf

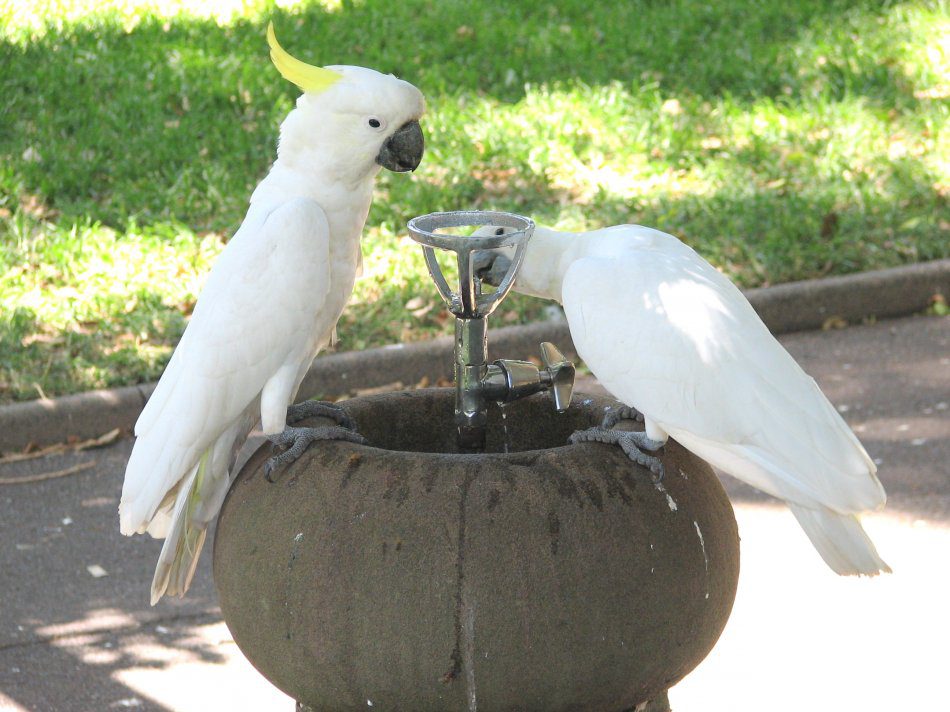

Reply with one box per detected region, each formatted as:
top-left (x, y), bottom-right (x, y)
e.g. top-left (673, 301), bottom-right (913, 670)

top-left (353, 381), bottom-right (404, 397)
top-left (0, 428), bottom-right (123, 464)
top-left (821, 316), bottom-right (848, 331)
top-left (0, 461), bottom-right (96, 485)
top-left (411, 302), bottom-right (433, 319)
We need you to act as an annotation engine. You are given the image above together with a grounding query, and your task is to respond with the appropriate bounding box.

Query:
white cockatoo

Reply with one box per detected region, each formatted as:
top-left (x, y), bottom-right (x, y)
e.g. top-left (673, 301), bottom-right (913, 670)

top-left (475, 223), bottom-right (890, 576)
top-left (120, 23), bottom-right (426, 604)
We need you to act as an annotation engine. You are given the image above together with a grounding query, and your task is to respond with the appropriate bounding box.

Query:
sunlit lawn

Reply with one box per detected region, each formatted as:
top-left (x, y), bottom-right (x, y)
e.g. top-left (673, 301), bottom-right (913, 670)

top-left (0, 0), bottom-right (947, 402)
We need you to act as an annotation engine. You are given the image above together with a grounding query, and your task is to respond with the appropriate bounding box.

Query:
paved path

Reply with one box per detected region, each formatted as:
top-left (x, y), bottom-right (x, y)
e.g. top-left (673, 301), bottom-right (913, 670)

top-left (0, 314), bottom-right (947, 711)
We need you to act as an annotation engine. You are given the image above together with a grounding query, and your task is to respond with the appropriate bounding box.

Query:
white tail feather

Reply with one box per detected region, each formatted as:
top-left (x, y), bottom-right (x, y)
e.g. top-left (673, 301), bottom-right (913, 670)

top-left (788, 503), bottom-right (891, 576)
top-left (141, 408), bottom-right (257, 604)
top-left (151, 524), bottom-right (207, 606)
top-left (150, 451), bottom-right (209, 605)
top-left (120, 413), bottom-right (202, 536)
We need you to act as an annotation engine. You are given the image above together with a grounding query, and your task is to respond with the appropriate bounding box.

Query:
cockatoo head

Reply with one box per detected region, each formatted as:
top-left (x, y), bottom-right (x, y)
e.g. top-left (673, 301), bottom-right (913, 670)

top-left (268, 23), bottom-right (426, 182)
top-left (472, 225), bottom-right (516, 287)
top-left (472, 223), bottom-right (566, 301)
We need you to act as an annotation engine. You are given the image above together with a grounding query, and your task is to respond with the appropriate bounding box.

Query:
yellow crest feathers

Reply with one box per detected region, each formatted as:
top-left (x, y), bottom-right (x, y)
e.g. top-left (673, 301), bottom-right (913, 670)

top-left (267, 22), bottom-right (342, 94)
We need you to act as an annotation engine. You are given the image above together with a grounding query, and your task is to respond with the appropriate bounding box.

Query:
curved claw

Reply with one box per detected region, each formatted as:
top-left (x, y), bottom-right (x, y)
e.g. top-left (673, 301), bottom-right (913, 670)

top-left (569, 425), bottom-right (665, 482)
top-left (601, 405), bottom-right (645, 430)
top-left (287, 400), bottom-right (355, 429)
top-left (265, 425), bottom-right (366, 482)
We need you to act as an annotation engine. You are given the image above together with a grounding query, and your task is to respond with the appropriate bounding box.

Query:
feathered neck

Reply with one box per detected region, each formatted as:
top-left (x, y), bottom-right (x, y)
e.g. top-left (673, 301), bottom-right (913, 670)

top-left (515, 227), bottom-right (581, 302)
top-left (249, 102), bottom-right (377, 207)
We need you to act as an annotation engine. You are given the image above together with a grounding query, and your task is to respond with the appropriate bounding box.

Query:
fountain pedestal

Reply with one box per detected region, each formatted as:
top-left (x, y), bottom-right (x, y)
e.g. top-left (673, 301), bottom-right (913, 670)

top-left (213, 389), bottom-right (739, 711)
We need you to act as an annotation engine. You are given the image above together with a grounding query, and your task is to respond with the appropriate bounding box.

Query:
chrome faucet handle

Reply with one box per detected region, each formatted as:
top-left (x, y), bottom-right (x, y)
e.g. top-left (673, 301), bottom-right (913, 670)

top-left (539, 342), bottom-right (575, 412)
top-left (486, 342), bottom-right (575, 412)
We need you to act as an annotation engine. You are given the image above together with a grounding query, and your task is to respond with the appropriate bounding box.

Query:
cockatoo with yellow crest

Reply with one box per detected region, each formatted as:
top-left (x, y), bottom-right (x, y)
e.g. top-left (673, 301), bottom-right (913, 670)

top-left (119, 23), bottom-right (426, 604)
top-left (475, 223), bottom-right (890, 576)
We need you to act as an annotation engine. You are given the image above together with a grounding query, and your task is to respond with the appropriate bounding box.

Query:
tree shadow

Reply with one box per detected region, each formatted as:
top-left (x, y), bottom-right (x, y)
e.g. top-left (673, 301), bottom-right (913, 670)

top-left (3, 173), bottom-right (942, 402)
top-left (0, 0), bottom-right (932, 233)
top-left (1, 0), bottom-right (944, 402)
top-left (0, 612), bottom-right (230, 711)
top-left (0, 437), bottom-right (230, 710)
top-left (346, 175), bottom-right (945, 344)
top-left (0, 295), bottom-right (186, 402)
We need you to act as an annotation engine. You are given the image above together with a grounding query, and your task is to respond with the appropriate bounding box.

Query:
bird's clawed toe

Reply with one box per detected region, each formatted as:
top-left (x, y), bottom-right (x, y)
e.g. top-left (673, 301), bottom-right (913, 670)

top-left (264, 425), bottom-right (366, 482)
top-left (601, 405), bottom-right (645, 429)
top-left (286, 400), bottom-right (355, 429)
top-left (569, 425), bottom-right (664, 481)
top-left (618, 444), bottom-right (665, 483)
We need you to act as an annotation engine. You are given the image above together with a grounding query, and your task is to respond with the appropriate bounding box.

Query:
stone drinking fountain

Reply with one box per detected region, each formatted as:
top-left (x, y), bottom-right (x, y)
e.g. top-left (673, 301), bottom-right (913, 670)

top-left (213, 210), bottom-right (740, 711)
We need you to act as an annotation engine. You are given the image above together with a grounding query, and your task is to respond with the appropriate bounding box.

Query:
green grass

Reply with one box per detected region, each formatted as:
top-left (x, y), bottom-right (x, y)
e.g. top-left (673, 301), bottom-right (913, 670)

top-left (1, 0), bottom-right (947, 402)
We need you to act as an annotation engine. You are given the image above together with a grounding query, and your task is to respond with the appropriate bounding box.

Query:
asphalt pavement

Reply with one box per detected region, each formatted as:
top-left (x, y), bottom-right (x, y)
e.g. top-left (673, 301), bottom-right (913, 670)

top-left (0, 313), bottom-right (947, 712)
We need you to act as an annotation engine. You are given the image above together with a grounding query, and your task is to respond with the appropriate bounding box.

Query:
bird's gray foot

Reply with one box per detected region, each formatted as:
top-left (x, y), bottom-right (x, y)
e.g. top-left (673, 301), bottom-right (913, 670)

top-left (265, 425), bottom-right (366, 482)
top-left (569, 426), bottom-right (666, 481)
top-left (601, 404), bottom-right (645, 429)
top-left (286, 399), bottom-right (354, 429)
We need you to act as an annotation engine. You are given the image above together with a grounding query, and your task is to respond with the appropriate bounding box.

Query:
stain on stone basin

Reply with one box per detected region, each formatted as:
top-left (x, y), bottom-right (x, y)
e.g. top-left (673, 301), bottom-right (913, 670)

top-left (213, 388), bottom-right (739, 711)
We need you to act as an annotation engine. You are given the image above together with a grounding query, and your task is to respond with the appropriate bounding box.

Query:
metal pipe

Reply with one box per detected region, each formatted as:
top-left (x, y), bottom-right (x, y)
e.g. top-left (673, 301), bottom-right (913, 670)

top-left (455, 317), bottom-right (489, 450)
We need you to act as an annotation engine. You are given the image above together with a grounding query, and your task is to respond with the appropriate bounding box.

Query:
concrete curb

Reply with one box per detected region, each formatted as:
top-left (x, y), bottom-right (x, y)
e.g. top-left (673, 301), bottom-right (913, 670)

top-left (744, 258), bottom-right (950, 333)
top-left (1, 259), bottom-right (947, 454)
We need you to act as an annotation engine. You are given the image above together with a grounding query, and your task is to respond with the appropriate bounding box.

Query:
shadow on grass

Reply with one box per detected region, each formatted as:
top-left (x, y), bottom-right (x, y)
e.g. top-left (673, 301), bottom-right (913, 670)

top-left (0, 0), bottom-right (932, 232)
top-left (0, 297), bottom-right (186, 402)
top-left (2, 166), bottom-right (944, 401)
top-left (1, 0), bottom-right (945, 401)
top-left (337, 172), bottom-right (946, 355)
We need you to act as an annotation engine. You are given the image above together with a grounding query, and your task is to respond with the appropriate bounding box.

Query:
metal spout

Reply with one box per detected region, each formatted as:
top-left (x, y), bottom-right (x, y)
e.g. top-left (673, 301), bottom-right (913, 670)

top-left (454, 317), bottom-right (489, 449)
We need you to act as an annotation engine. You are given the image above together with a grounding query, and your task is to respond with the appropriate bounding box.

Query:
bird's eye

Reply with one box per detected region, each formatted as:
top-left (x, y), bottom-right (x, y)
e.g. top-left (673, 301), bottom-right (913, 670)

top-left (368, 118), bottom-right (381, 128)
top-left (495, 227), bottom-right (505, 236)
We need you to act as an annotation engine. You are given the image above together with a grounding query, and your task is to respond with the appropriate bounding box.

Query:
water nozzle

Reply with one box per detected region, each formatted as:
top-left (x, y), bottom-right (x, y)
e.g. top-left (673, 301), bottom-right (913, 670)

top-left (407, 210), bottom-right (576, 451)
top-left (407, 210), bottom-right (533, 319)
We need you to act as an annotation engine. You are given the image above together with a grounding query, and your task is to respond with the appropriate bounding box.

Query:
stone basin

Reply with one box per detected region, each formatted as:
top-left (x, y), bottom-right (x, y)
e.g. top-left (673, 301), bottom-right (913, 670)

top-left (213, 388), bottom-right (740, 711)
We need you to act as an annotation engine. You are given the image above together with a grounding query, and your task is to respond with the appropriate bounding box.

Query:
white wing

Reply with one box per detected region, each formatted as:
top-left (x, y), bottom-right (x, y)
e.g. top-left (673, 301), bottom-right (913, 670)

top-left (120, 197), bottom-right (333, 535)
top-left (561, 237), bottom-right (885, 516)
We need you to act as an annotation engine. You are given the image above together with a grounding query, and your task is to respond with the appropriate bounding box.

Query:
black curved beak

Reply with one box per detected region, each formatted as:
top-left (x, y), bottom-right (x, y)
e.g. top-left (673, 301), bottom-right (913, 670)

top-left (473, 249), bottom-right (512, 287)
top-left (375, 119), bottom-right (424, 173)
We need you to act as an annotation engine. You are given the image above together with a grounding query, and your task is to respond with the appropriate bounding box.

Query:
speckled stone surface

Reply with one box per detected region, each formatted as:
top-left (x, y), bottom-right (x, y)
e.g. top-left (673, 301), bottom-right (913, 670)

top-left (214, 389), bottom-right (739, 711)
